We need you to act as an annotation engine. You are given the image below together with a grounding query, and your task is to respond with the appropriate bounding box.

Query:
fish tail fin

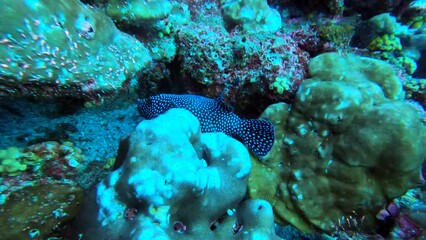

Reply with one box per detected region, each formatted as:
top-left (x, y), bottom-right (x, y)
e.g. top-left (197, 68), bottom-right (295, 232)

top-left (238, 119), bottom-right (275, 157)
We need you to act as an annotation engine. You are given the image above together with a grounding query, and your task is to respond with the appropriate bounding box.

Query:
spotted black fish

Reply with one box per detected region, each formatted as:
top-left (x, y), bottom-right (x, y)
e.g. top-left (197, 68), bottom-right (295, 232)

top-left (137, 93), bottom-right (275, 156)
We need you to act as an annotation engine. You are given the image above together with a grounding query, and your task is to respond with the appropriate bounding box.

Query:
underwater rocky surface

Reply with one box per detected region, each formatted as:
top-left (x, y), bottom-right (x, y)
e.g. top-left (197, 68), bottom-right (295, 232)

top-left (1, 0), bottom-right (426, 239)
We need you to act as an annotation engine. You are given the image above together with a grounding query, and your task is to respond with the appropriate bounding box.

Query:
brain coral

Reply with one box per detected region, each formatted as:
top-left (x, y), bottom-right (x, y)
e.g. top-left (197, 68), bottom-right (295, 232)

top-left (248, 52), bottom-right (426, 233)
top-left (76, 109), bottom-right (280, 240)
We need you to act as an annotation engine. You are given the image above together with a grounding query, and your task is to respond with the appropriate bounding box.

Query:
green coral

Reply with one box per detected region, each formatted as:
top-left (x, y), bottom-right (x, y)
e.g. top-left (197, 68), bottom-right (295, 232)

top-left (0, 147), bottom-right (32, 177)
top-left (364, 13), bottom-right (422, 75)
top-left (368, 34), bottom-right (402, 52)
top-left (317, 22), bottom-right (355, 47)
top-left (269, 76), bottom-right (291, 94)
top-left (220, 0), bottom-right (282, 33)
top-left (407, 15), bottom-right (425, 29)
top-left (308, 52), bottom-right (403, 99)
top-left (0, 142), bottom-right (85, 178)
top-left (404, 78), bottom-right (426, 106)
top-left (405, 78), bottom-right (426, 95)
top-left (249, 53), bottom-right (426, 233)
top-left (363, 13), bottom-right (421, 76)
top-left (396, 56), bottom-right (418, 74)
top-left (106, 0), bottom-right (173, 22)
top-left (368, 13), bottom-right (409, 36)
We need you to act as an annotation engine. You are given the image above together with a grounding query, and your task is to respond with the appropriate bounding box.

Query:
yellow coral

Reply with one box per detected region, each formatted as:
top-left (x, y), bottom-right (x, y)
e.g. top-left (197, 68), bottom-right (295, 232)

top-left (397, 56), bottom-right (417, 74)
top-left (368, 34), bottom-right (402, 52)
top-left (0, 147), bottom-right (22, 159)
top-left (103, 157), bottom-right (116, 170)
top-left (408, 15), bottom-right (425, 29)
top-left (0, 159), bottom-right (27, 176)
top-left (0, 147), bottom-right (27, 177)
top-left (0, 141), bottom-right (85, 177)
top-left (269, 76), bottom-right (291, 94)
top-left (317, 22), bottom-right (355, 47)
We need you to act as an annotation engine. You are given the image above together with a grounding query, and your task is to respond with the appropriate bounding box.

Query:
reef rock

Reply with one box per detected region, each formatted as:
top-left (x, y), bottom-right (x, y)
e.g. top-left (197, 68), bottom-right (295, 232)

top-left (0, 0), bottom-right (151, 99)
top-left (0, 184), bottom-right (84, 239)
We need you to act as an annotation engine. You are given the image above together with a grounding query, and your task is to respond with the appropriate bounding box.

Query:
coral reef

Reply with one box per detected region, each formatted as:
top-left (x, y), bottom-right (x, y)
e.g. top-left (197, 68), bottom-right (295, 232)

top-left (220, 0), bottom-right (282, 33)
top-left (0, 141), bottom-right (84, 180)
top-left (175, 22), bottom-right (309, 112)
top-left (0, 147), bottom-right (27, 176)
top-left (1, 0), bottom-right (426, 239)
top-left (404, 78), bottom-right (426, 109)
top-left (0, 0), bottom-right (151, 99)
top-left (351, 12), bottom-right (409, 50)
top-left (350, 11), bottom-right (426, 75)
top-left (368, 34), bottom-right (403, 52)
top-left (105, 0), bottom-right (173, 23)
top-left (76, 109), bottom-right (280, 239)
top-left (0, 136), bottom-right (87, 238)
top-left (0, 184), bottom-right (84, 239)
top-left (316, 21), bottom-right (355, 49)
top-left (248, 52), bottom-right (426, 233)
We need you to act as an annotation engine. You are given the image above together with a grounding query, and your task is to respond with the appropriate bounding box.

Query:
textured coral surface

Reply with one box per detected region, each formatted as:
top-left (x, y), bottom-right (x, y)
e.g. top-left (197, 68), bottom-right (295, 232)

top-left (0, 0), bottom-right (151, 99)
top-left (0, 184), bottom-right (84, 239)
top-left (248, 53), bottom-right (426, 233)
top-left (77, 109), bottom-right (280, 239)
top-left (1, 0), bottom-right (426, 239)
